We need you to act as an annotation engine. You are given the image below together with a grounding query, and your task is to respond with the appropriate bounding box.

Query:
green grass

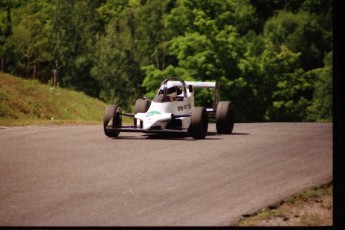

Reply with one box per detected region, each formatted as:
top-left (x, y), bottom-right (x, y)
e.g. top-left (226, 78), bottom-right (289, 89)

top-left (234, 183), bottom-right (332, 226)
top-left (0, 72), bottom-right (109, 126)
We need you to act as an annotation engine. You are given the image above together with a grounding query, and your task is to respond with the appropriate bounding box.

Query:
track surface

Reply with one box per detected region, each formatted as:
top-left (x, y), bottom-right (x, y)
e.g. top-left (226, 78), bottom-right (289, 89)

top-left (0, 123), bottom-right (332, 226)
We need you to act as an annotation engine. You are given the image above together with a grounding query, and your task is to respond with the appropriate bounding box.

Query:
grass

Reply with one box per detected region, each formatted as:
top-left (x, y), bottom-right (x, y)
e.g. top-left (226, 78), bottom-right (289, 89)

top-left (234, 183), bottom-right (333, 226)
top-left (0, 72), bottom-right (109, 126)
top-left (0, 72), bottom-right (135, 127)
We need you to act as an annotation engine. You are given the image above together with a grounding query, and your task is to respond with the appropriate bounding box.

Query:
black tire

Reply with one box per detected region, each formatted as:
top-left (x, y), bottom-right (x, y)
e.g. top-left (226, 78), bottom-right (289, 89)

top-left (216, 101), bottom-right (234, 134)
top-left (190, 107), bottom-right (208, 139)
top-left (134, 98), bottom-right (151, 113)
top-left (103, 104), bottom-right (122, 137)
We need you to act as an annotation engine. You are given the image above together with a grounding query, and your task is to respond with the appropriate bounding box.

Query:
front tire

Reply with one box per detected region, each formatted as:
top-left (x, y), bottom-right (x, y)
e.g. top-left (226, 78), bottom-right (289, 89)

top-left (134, 98), bottom-right (151, 113)
top-left (190, 107), bottom-right (208, 139)
top-left (216, 101), bottom-right (234, 134)
top-left (104, 104), bottom-right (122, 137)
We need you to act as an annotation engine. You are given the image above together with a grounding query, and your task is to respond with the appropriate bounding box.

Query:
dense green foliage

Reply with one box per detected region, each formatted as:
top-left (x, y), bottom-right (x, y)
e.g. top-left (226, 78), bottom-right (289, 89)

top-left (0, 0), bottom-right (332, 122)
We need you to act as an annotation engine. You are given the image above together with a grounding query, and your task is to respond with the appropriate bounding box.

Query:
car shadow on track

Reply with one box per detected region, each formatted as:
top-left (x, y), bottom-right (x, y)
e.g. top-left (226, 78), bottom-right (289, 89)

top-left (228, 132), bottom-right (250, 135)
top-left (110, 131), bottom-right (249, 141)
top-left (206, 131), bottom-right (250, 136)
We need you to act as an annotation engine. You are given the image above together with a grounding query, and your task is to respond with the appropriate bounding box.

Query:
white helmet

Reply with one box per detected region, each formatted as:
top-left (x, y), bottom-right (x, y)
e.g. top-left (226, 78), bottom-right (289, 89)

top-left (166, 86), bottom-right (177, 98)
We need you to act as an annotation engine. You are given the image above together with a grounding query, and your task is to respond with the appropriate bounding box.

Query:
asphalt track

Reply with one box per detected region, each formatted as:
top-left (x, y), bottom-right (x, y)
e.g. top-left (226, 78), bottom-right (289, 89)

top-left (0, 123), bottom-right (332, 226)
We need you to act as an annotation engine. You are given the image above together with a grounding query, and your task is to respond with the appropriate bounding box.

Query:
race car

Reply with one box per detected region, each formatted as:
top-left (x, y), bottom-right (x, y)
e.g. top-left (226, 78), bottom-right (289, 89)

top-left (103, 77), bottom-right (234, 139)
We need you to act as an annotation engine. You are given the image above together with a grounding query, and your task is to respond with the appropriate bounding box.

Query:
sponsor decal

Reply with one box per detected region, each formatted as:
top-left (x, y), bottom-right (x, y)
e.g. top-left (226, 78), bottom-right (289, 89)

top-left (145, 110), bottom-right (161, 117)
top-left (185, 104), bottom-right (192, 110)
top-left (178, 104), bottom-right (191, 111)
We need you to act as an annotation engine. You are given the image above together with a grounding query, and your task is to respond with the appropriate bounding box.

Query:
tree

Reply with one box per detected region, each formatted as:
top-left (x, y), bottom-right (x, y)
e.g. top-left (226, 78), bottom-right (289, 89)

top-left (91, 0), bottom-right (174, 108)
top-left (5, 1), bottom-right (53, 81)
top-left (50, 0), bottom-right (103, 97)
top-left (91, 1), bottom-right (143, 107)
top-left (306, 51), bottom-right (332, 121)
top-left (142, 0), bottom-right (253, 110)
top-left (0, 0), bottom-right (13, 72)
top-left (264, 9), bottom-right (332, 71)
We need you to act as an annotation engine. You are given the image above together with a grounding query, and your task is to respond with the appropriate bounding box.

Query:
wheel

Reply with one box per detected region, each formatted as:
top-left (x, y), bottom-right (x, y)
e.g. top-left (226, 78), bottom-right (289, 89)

top-left (216, 101), bottom-right (234, 134)
top-left (103, 104), bottom-right (122, 137)
top-left (190, 107), bottom-right (208, 139)
top-left (134, 98), bottom-right (151, 113)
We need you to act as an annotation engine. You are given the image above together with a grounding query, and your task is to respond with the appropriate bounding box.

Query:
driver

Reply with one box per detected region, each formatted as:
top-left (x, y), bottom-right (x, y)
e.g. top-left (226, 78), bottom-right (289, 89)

top-left (166, 86), bottom-right (178, 101)
top-left (154, 85), bottom-right (182, 102)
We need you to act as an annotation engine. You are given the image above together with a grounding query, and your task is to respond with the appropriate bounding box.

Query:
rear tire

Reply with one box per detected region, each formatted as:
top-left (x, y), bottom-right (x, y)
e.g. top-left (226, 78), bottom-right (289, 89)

top-left (104, 104), bottom-right (122, 137)
top-left (190, 107), bottom-right (208, 139)
top-left (216, 101), bottom-right (234, 134)
top-left (134, 98), bottom-right (151, 113)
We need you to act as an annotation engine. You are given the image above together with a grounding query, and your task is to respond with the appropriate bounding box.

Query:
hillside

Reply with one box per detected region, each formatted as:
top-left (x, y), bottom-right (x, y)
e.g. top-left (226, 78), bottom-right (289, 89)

top-left (0, 1), bottom-right (332, 122)
top-left (0, 72), bottom-right (106, 126)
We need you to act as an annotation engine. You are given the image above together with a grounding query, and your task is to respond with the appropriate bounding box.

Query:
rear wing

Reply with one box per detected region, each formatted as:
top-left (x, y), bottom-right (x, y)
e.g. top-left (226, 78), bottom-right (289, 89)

top-left (168, 80), bottom-right (220, 112)
top-left (168, 81), bottom-right (216, 88)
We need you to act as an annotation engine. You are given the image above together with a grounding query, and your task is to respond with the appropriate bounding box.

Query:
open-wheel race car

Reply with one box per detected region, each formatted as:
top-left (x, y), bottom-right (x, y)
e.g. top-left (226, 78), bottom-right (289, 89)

top-left (103, 77), bottom-right (234, 139)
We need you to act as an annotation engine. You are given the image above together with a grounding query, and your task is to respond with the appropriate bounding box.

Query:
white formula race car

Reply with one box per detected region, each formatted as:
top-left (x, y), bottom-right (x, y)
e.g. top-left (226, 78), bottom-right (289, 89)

top-left (103, 77), bottom-right (234, 139)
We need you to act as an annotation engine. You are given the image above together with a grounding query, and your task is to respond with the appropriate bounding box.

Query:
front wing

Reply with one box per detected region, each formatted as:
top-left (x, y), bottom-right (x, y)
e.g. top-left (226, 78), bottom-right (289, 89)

top-left (104, 125), bottom-right (188, 134)
top-left (105, 112), bottom-right (190, 134)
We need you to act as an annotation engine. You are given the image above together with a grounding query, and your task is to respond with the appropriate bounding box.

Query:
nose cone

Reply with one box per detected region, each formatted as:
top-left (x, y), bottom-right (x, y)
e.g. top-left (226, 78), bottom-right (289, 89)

top-left (135, 111), bottom-right (172, 130)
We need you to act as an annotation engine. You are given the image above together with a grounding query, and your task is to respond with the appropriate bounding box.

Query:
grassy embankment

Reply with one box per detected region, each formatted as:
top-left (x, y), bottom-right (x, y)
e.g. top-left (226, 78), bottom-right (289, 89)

top-left (233, 184), bottom-right (333, 226)
top-left (0, 72), bottom-right (110, 126)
